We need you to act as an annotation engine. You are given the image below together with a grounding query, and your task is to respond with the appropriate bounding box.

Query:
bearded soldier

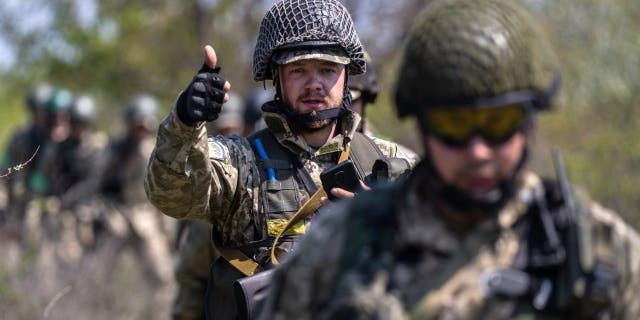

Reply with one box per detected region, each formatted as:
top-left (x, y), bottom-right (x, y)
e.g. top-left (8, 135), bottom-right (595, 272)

top-left (144, 0), bottom-right (417, 318)
top-left (258, 0), bottom-right (640, 319)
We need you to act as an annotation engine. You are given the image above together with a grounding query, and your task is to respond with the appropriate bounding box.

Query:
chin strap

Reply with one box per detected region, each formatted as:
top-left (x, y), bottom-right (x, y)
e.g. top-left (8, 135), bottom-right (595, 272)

top-left (285, 106), bottom-right (345, 123)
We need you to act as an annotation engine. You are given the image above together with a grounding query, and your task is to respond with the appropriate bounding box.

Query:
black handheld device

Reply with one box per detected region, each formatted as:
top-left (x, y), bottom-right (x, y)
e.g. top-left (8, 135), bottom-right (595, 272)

top-left (320, 160), bottom-right (361, 201)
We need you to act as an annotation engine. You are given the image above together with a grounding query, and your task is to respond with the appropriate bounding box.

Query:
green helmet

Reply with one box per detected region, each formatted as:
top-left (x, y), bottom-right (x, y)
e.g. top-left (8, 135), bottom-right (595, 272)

top-left (45, 89), bottom-right (74, 114)
top-left (394, 0), bottom-right (560, 118)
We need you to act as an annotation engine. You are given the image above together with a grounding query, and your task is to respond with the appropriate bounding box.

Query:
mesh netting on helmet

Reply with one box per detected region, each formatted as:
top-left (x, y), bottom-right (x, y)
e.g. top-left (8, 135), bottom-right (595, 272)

top-left (252, 0), bottom-right (366, 81)
top-left (395, 0), bottom-right (560, 117)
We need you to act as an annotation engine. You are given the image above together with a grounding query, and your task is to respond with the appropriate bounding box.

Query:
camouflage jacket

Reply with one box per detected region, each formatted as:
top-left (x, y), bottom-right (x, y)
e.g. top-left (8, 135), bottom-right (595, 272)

top-left (145, 103), bottom-right (418, 255)
top-left (259, 163), bottom-right (640, 320)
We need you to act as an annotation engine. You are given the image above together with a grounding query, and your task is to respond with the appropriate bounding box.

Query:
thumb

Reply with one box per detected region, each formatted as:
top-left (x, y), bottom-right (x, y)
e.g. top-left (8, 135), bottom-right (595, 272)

top-left (203, 45), bottom-right (217, 68)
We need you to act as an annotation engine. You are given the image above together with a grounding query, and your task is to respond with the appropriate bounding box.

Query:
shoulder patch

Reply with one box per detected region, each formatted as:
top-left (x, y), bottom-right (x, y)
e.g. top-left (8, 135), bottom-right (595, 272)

top-left (208, 139), bottom-right (228, 161)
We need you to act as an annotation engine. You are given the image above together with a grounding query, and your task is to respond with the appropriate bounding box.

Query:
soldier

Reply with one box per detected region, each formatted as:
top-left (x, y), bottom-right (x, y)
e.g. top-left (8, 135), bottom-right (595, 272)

top-left (36, 94), bottom-right (106, 198)
top-left (347, 53), bottom-right (379, 135)
top-left (259, 0), bottom-right (640, 319)
top-left (205, 92), bottom-right (245, 137)
top-left (145, 0), bottom-right (418, 318)
top-left (2, 84), bottom-right (53, 225)
top-left (94, 94), bottom-right (175, 318)
top-left (27, 88), bottom-right (73, 195)
top-left (242, 87), bottom-right (273, 136)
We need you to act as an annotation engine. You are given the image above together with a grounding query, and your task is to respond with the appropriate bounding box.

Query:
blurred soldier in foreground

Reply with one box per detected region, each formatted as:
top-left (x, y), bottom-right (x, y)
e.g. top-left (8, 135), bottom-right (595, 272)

top-left (145, 0), bottom-right (418, 317)
top-left (259, 0), bottom-right (640, 319)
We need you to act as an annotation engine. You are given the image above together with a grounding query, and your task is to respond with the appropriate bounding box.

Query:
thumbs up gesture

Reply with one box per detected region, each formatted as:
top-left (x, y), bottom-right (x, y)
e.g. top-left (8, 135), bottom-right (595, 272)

top-left (177, 45), bottom-right (231, 125)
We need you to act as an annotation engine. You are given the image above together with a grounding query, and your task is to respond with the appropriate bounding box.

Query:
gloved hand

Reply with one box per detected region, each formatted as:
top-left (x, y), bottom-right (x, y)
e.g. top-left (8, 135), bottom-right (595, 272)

top-left (177, 46), bottom-right (229, 125)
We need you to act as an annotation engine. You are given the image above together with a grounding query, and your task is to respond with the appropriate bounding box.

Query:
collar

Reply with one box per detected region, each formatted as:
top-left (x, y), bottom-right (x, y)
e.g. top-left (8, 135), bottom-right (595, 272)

top-left (262, 100), bottom-right (362, 158)
top-left (395, 164), bottom-right (543, 256)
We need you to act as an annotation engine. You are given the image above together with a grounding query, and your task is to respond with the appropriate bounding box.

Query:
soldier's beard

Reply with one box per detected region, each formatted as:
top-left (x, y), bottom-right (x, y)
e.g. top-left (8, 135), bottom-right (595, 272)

top-left (301, 118), bottom-right (334, 132)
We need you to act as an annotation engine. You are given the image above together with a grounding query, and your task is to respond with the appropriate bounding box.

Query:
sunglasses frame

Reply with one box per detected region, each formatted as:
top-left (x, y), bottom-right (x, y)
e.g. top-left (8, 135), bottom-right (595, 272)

top-left (421, 104), bottom-right (533, 148)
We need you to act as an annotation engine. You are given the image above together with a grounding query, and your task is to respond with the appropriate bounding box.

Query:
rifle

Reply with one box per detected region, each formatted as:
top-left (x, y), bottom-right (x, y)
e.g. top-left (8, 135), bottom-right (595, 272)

top-left (550, 148), bottom-right (594, 310)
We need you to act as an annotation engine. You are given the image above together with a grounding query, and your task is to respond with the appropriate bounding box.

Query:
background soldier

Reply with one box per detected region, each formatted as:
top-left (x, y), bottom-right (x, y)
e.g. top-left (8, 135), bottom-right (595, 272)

top-left (259, 0), bottom-right (640, 319)
top-left (2, 84), bottom-right (53, 227)
top-left (347, 53), bottom-right (379, 135)
top-left (93, 94), bottom-right (175, 318)
top-left (36, 94), bottom-right (106, 198)
top-left (145, 0), bottom-right (418, 318)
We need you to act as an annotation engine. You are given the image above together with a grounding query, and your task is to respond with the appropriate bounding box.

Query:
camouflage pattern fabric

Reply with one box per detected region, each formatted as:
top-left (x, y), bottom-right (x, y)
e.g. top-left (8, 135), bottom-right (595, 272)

top-left (146, 100), bottom-right (417, 318)
top-left (259, 165), bottom-right (640, 319)
top-left (35, 132), bottom-right (107, 197)
top-left (145, 102), bottom-right (418, 248)
top-left (172, 220), bottom-right (219, 320)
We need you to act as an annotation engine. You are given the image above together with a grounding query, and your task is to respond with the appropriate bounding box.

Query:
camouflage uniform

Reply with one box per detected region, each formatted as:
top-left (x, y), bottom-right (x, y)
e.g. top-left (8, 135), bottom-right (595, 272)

top-left (36, 131), bottom-right (107, 198)
top-left (146, 103), bottom-right (417, 318)
top-left (259, 164), bottom-right (640, 319)
top-left (172, 220), bottom-right (219, 320)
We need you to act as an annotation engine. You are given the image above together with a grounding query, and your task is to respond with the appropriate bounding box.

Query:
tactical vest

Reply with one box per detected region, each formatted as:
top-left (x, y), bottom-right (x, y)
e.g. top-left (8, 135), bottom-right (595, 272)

top-left (205, 129), bottom-right (387, 320)
top-left (337, 178), bottom-right (618, 318)
top-left (248, 128), bottom-right (384, 235)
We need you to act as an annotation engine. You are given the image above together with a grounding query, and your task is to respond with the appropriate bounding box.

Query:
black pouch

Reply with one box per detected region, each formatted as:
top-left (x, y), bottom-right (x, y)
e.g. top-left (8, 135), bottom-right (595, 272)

top-left (233, 269), bottom-right (274, 320)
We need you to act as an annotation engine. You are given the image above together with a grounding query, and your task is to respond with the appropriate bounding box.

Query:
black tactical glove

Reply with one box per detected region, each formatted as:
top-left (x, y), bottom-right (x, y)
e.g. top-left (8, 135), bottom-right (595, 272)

top-left (177, 64), bottom-right (227, 125)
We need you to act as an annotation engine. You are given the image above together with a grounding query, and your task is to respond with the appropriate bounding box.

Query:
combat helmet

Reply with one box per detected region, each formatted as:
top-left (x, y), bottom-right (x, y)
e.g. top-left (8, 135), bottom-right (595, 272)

top-left (124, 94), bottom-right (158, 130)
top-left (45, 88), bottom-right (74, 114)
top-left (394, 0), bottom-right (561, 118)
top-left (26, 83), bottom-right (54, 112)
top-left (252, 0), bottom-right (365, 82)
top-left (349, 52), bottom-right (379, 105)
top-left (209, 92), bottom-right (245, 134)
top-left (244, 87), bottom-right (273, 127)
top-left (70, 95), bottom-right (97, 124)
top-left (252, 0), bottom-right (366, 127)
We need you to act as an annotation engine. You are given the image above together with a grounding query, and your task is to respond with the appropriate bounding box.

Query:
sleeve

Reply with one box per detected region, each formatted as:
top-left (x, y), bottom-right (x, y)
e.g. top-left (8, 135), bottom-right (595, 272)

top-left (257, 203), bottom-right (351, 320)
top-left (588, 200), bottom-right (640, 318)
top-left (144, 100), bottom-right (240, 223)
top-left (370, 136), bottom-right (421, 169)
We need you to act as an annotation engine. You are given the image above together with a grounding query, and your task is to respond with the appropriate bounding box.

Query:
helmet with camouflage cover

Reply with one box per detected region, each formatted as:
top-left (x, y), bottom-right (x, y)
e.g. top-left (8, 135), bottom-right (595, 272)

top-left (252, 0), bottom-right (365, 82)
top-left (394, 0), bottom-right (561, 118)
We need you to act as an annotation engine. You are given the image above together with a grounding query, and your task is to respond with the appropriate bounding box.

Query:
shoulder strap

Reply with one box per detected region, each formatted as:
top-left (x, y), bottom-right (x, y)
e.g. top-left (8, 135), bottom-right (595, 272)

top-left (249, 129), bottom-right (317, 195)
top-left (269, 145), bottom-right (351, 265)
top-left (349, 132), bottom-right (384, 179)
